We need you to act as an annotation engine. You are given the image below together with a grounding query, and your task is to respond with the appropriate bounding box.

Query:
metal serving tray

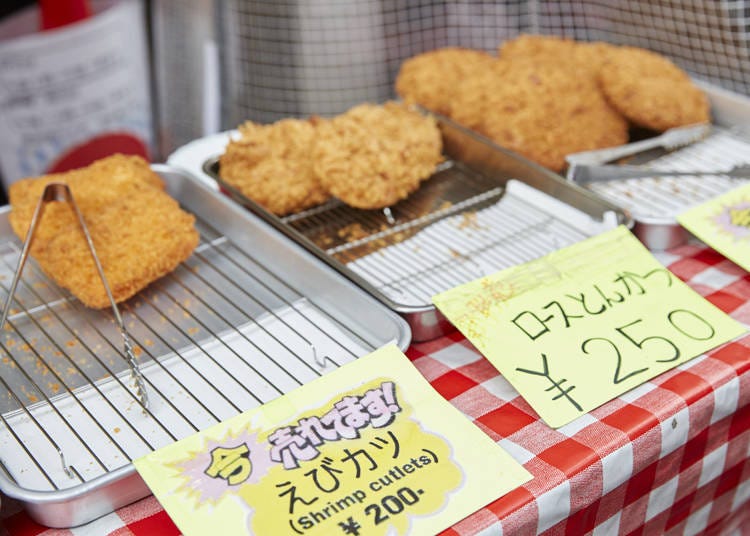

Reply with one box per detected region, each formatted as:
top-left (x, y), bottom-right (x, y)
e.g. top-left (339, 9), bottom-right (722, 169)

top-left (569, 81), bottom-right (750, 250)
top-left (203, 116), bottom-right (630, 341)
top-left (0, 165), bottom-right (410, 528)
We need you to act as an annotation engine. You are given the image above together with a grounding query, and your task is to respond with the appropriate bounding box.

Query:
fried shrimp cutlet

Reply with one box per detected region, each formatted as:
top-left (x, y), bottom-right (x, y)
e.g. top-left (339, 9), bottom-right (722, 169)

top-left (599, 46), bottom-right (710, 131)
top-left (313, 102), bottom-right (443, 210)
top-left (451, 58), bottom-right (628, 172)
top-left (8, 155), bottom-right (199, 309)
top-left (219, 117), bottom-right (329, 215)
top-left (395, 47), bottom-right (498, 115)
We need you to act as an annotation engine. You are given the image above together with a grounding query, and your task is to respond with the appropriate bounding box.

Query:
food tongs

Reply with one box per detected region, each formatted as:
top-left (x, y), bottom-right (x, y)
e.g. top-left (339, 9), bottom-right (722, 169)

top-left (565, 123), bottom-right (719, 183)
top-left (0, 182), bottom-right (149, 409)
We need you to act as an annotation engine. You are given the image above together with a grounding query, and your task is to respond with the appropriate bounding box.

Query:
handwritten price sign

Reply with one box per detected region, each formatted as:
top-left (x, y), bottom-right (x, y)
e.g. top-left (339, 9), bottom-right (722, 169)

top-left (678, 181), bottom-right (750, 272)
top-left (433, 226), bottom-right (746, 428)
top-left (134, 345), bottom-right (530, 535)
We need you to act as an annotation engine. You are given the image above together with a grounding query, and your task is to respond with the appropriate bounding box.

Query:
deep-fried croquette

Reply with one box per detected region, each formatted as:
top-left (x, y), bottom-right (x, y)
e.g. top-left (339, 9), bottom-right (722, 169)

top-left (450, 58), bottom-right (628, 172)
top-left (219, 117), bottom-right (329, 215)
top-left (395, 47), bottom-right (498, 115)
top-left (313, 102), bottom-right (443, 209)
top-left (498, 34), bottom-right (617, 78)
top-left (598, 46), bottom-right (710, 131)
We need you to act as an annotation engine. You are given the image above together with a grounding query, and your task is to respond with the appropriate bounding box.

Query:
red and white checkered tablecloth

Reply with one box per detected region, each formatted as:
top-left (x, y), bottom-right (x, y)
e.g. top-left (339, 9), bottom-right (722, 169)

top-left (2, 244), bottom-right (749, 536)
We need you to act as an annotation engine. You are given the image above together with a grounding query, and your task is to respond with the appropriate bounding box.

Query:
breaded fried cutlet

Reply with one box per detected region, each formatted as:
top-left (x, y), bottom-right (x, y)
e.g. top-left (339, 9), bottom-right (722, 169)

top-left (499, 34), bottom-right (579, 61)
top-left (313, 102), bottom-right (443, 210)
top-left (599, 46), bottom-right (710, 131)
top-left (395, 47), bottom-right (498, 116)
top-left (219, 117), bottom-right (329, 215)
top-left (448, 60), bottom-right (513, 132)
top-left (451, 58), bottom-right (628, 172)
top-left (8, 155), bottom-right (199, 309)
top-left (498, 34), bottom-right (617, 77)
top-left (9, 155), bottom-right (165, 246)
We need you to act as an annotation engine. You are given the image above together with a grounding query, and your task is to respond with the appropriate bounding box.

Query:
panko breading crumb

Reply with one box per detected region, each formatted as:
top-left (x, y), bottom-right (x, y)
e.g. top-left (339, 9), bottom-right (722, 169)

top-left (395, 47), bottom-right (498, 115)
top-left (314, 102), bottom-right (443, 209)
top-left (337, 223), bottom-right (370, 242)
top-left (8, 155), bottom-right (199, 309)
top-left (458, 211), bottom-right (482, 230)
top-left (219, 117), bottom-right (329, 215)
top-left (598, 46), bottom-right (710, 131)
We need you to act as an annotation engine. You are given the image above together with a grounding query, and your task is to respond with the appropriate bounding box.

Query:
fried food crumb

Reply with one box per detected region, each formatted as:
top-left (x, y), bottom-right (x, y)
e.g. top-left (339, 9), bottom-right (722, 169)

top-left (337, 223), bottom-right (369, 242)
top-left (458, 211), bottom-right (482, 230)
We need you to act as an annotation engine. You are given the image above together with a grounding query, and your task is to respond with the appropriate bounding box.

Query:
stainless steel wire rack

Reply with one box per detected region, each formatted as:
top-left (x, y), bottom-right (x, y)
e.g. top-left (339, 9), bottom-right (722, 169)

top-left (286, 163), bottom-right (590, 308)
top-left (0, 165), bottom-right (410, 528)
top-left (216, 0), bottom-right (750, 125)
top-left (205, 116), bottom-right (629, 341)
top-left (152, 1), bottom-right (750, 155)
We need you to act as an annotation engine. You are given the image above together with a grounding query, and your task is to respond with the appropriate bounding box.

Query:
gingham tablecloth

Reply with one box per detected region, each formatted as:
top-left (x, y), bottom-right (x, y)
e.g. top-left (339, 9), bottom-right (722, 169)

top-left (2, 243), bottom-right (749, 536)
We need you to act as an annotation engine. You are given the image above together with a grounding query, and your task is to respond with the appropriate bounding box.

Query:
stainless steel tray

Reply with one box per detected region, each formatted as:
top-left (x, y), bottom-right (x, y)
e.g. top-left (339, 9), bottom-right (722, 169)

top-left (203, 115), bottom-right (631, 341)
top-left (0, 165), bottom-right (410, 528)
top-left (568, 81), bottom-right (750, 250)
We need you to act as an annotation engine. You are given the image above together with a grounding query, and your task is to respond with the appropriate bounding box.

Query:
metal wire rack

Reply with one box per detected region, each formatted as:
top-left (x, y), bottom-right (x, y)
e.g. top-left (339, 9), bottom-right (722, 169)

top-left (153, 1), bottom-right (750, 155)
top-left (0, 208), bottom-right (380, 494)
top-left (282, 161), bottom-right (591, 308)
top-left (206, 116), bottom-right (625, 336)
top-left (215, 0), bottom-right (750, 126)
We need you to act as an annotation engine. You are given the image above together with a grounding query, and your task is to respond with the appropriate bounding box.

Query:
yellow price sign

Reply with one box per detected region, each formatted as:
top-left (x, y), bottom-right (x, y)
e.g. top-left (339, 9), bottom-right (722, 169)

top-left (678, 181), bottom-right (750, 272)
top-left (134, 345), bottom-right (531, 535)
top-left (433, 226), bottom-right (746, 428)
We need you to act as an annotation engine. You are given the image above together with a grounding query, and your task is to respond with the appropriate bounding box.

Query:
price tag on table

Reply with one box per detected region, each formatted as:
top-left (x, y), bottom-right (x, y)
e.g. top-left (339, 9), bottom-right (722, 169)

top-left (678, 181), bottom-right (750, 271)
top-left (433, 226), bottom-right (746, 428)
top-left (134, 345), bottom-right (531, 536)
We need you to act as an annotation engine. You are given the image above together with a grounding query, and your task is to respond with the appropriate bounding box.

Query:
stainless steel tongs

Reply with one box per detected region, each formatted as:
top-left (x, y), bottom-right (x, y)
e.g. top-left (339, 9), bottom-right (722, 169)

top-left (569, 163), bottom-right (750, 184)
top-left (0, 182), bottom-right (149, 409)
top-left (566, 124), bottom-right (712, 166)
top-left (565, 123), bottom-right (713, 183)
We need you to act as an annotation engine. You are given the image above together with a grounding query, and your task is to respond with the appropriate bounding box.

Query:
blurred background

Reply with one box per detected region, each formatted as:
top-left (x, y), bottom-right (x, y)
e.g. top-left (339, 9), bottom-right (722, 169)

top-left (1, 0), bottom-right (749, 199)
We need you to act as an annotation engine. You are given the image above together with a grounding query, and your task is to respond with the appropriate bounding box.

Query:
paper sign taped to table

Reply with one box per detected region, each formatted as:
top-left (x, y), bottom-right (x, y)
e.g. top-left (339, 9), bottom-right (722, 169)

top-left (678, 182), bottom-right (750, 272)
top-left (134, 345), bottom-right (531, 536)
top-left (433, 226), bottom-right (746, 428)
